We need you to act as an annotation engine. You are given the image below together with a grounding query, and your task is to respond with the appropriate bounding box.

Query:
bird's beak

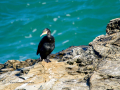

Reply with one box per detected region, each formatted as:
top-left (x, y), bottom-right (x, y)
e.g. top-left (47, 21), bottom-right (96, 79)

top-left (40, 31), bottom-right (47, 37)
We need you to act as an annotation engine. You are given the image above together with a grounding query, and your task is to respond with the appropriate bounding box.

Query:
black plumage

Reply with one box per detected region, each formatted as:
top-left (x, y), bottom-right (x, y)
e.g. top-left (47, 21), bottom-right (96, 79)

top-left (37, 28), bottom-right (55, 63)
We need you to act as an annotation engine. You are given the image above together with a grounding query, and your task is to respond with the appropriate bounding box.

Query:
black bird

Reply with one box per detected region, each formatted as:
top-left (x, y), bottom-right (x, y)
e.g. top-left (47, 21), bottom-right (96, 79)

top-left (37, 28), bottom-right (55, 63)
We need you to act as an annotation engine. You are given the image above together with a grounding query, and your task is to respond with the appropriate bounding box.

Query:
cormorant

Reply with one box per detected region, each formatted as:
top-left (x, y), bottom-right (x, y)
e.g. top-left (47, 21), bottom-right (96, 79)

top-left (36, 28), bottom-right (55, 63)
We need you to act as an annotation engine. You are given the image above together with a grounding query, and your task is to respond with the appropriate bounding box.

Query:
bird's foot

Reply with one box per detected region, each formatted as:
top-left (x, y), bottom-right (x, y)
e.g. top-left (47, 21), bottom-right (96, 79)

top-left (44, 59), bottom-right (51, 63)
top-left (37, 58), bottom-right (43, 63)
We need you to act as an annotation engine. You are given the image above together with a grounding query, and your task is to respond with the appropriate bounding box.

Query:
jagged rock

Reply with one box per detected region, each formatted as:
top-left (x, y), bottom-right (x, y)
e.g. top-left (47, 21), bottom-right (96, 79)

top-left (0, 64), bottom-right (4, 69)
top-left (50, 46), bottom-right (80, 59)
top-left (0, 68), bottom-right (14, 72)
top-left (3, 60), bottom-right (20, 69)
top-left (89, 32), bottom-right (120, 59)
top-left (90, 59), bottom-right (120, 90)
top-left (19, 67), bottom-right (32, 75)
top-left (25, 59), bottom-right (36, 66)
top-left (106, 18), bottom-right (120, 35)
top-left (19, 74), bottom-right (34, 80)
top-left (62, 45), bottom-right (99, 77)
top-left (0, 59), bottom-right (37, 75)
top-left (0, 59), bottom-right (90, 90)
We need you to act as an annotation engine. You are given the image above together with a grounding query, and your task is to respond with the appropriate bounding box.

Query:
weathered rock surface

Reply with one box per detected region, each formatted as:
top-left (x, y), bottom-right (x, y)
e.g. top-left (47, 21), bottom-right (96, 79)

top-left (90, 59), bottom-right (120, 90)
top-left (0, 59), bottom-right (37, 75)
top-left (106, 18), bottom-right (120, 35)
top-left (0, 60), bottom-right (89, 90)
top-left (0, 18), bottom-right (120, 90)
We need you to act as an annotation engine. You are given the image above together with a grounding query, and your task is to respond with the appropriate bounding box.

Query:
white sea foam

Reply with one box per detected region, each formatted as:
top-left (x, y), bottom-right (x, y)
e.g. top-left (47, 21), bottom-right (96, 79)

top-left (58, 16), bottom-right (60, 18)
top-left (77, 17), bottom-right (80, 19)
top-left (56, 0), bottom-right (58, 2)
top-left (21, 45), bottom-right (23, 47)
top-left (51, 30), bottom-right (56, 35)
top-left (25, 34), bottom-right (32, 38)
top-left (66, 14), bottom-right (71, 16)
top-left (27, 3), bottom-right (30, 6)
top-left (42, 2), bottom-right (46, 4)
top-left (19, 56), bottom-right (26, 61)
top-left (72, 22), bottom-right (75, 25)
top-left (53, 18), bottom-right (58, 21)
top-left (58, 33), bottom-right (62, 35)
top-left (62, 40), bottom-right (69, 44)
top-left (30, 42), bottom-right (36, 45)
top-left (32, 29), bottom-right (37, 32)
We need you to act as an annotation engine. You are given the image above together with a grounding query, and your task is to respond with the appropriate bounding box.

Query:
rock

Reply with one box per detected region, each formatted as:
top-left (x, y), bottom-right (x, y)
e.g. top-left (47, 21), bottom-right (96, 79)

top-left (20, 67), bottom-right (31, 74)
top-left (0, 59), bottom-right (90, 90)
top-left (19, 74), bottom-right (34, 80)
top-left (0, 59), bottom-right (37, 75)
top-left (3, 60), bottom-right (20, 69)
top-left (106, 18), bottom-right (120, 35)
top-left (0, 68), bottom-right (14, 72)
top-left (90, 71), bottom-right (120, 90)
top-left (62, 45), bottom-right (99, 76)
top-left (89, 32), bottom-right (120, 59)
top-left (50, 46), bottom-right (81, 59)
top-left (15, 89), bottom-right (26, 90)
top-left (0, 64), bottom-right (4, 69)
top-left (25, 59), bottom-right (36, 66)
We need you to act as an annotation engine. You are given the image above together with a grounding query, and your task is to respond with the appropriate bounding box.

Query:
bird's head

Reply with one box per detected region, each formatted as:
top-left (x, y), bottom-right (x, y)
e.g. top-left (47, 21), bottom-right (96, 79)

top-left (40, 28), bottom-right (51, 37)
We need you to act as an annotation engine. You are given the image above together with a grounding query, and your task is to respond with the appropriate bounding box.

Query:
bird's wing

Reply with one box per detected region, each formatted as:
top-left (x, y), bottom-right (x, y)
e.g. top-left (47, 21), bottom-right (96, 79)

top-left (36, 37), bottom-right (45, 55)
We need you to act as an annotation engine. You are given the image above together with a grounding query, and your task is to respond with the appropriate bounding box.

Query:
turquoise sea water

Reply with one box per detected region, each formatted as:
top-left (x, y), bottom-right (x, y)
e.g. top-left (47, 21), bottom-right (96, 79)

top-left (0, 0), bottom-right (120, 63)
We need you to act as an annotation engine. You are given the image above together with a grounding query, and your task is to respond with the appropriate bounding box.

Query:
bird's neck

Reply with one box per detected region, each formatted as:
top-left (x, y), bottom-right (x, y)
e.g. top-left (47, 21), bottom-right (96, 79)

top-left (47, 32), bottom-right (51, 38)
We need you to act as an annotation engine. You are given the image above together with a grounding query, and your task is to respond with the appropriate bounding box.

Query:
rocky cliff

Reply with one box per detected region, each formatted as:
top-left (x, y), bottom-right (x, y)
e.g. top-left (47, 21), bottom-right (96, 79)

top-left (0, 18), bottom-right (120, 90)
